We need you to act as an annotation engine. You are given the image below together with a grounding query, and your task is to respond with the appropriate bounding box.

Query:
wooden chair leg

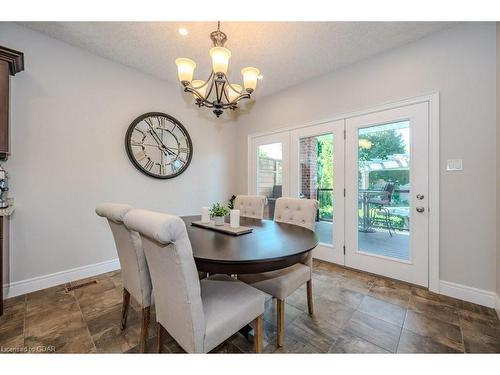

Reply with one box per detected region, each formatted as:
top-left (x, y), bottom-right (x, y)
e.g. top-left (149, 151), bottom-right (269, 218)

top-left (139, 306), bottom-right (150, 353)
top-left (306, 280), bottom-right (314, 315)
top-left (120, 289), bottom-right (131, 330)
top-left (156, 322), bottom-right (165, 353)
top-left (277, 299), bottom-right (285, 347)
top-left (254, 315), bottom-right (263, 353)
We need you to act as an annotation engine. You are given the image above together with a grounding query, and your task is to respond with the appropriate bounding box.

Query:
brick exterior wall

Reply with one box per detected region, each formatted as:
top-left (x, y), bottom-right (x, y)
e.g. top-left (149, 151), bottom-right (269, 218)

top-left (299, 137), bottom-right (318, 199)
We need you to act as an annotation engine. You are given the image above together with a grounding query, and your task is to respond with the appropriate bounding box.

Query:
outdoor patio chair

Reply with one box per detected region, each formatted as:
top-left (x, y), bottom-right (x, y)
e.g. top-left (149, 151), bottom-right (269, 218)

top-left (368, 183), bottom-right (396, 236)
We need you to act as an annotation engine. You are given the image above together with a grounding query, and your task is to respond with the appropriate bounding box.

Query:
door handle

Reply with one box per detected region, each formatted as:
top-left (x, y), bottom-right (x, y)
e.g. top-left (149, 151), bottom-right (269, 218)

top-left (416, 206), bottom-right (425, 213)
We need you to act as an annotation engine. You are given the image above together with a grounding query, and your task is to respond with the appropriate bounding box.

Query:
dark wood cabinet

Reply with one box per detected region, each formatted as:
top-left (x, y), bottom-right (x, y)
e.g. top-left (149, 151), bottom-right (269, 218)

top-left (0, 46), bottom-right (24, 161)
top-left (0, 45), bottom-right (23, 316)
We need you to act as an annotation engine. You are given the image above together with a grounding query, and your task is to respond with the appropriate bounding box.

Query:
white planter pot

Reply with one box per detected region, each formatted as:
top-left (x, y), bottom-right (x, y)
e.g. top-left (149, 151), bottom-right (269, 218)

top-left (214, 216), bottom-right (225, 226)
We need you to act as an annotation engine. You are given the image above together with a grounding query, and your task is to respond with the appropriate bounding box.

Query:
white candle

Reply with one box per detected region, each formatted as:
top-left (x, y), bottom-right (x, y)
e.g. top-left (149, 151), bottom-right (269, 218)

top-left (201, 207), bottom-right (210, 223)
top-left (230, 209), bottom-right (240, 228)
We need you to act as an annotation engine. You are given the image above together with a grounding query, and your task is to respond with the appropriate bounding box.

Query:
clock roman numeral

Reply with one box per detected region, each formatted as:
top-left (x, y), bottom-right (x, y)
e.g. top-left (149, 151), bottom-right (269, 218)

top-left (144, 117), bottom-right (155, 128)
top-left (144, 158), bottom-right (154, 171)
top-left (157, 116), bottom-right (167, 129)
top-left (130, 139), bottom-right (144, 147)
top-left (133, 128), bottom-right (146, 136)
top-left (159, 163), bottom-right (166, 175)
top-left (134, 151), bottom-right (147, 161)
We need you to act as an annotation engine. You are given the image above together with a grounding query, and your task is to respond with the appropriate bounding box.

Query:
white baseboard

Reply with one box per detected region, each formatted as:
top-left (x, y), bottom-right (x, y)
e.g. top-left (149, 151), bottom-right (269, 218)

top-left (439, 280), bottom-right (497, 308)
top-left (3, 258), bottom-right (121, 299)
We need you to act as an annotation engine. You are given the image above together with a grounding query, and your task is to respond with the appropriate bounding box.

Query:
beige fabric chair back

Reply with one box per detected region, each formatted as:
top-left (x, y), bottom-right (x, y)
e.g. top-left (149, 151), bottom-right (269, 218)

top-left (124, 209), bottom-right (205, 353)
top-left (96, 203), bottom-right (152, 307)
top-left (274, 197), bottom-right (318, 268)
top-left (234, 195), bottom-right (267, 219)
top-left (273, 197), bottom-right (318, 231)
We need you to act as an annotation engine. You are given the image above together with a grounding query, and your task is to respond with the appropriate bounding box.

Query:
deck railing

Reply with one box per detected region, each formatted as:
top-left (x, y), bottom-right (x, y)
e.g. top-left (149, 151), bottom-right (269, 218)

top-left (315, 188), bottom-right (410, 229)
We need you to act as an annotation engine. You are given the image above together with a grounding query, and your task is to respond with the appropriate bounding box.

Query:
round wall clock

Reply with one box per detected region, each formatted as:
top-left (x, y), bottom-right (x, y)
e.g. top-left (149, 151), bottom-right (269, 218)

top-left (125, 112), bottom-right (193, 179)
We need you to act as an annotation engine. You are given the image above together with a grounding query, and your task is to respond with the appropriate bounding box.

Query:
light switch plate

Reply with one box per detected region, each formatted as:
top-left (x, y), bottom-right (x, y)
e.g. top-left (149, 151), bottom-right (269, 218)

top-left (446, 159), bottom-right (463, 171)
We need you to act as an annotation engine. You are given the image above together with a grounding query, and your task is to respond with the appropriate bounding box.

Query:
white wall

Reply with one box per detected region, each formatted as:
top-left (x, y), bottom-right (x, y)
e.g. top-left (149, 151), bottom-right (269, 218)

top-left (235, 23), bottom-right (497, 294)
top-left (0, 23), bottom-right (237, 286)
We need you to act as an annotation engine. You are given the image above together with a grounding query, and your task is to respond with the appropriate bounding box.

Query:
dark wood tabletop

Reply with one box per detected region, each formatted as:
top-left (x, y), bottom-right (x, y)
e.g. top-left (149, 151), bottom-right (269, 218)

top-left (182, 215), bottom-right (319, 274)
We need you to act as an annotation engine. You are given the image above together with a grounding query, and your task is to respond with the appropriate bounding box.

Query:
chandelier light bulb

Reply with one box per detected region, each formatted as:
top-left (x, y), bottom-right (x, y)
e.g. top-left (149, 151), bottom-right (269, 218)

top-left (175, 58), bottom-right (196, 84)
top-left (209, 47), bottom-right (231, 75)
top-left (241, 67), bottom-right (260, 93)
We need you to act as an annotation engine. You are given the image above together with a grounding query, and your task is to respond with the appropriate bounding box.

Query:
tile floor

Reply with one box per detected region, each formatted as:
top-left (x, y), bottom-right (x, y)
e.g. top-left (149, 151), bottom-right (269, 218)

top-left (1, 260), bottom-right (499, 354)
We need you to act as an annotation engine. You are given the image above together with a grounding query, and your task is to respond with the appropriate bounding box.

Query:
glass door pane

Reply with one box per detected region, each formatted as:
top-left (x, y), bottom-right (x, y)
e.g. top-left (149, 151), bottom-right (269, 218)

top-left (290, 119), bottom-right (345, 265)
top-left (257, 143), bottom-right (283, 219)
top-left (357, 120), bottom-right (410, 261)
top-left (298, 133), bottom-right (334, 245)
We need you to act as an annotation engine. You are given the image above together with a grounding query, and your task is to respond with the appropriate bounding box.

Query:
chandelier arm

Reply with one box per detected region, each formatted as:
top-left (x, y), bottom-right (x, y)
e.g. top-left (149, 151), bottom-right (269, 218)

top-left (225, 81), bottom-right (244, 96)
top-left (221, 93), bottom-right (251, 109)
top-left (184, 86), bottom-right (208, 102)
top-left (221, 84), bottom-right (232, 103)
top-left (230, 93), bottom-right (251, 105)
top-left (204, 72), bottom-right (216, 101)
top-left (190, 78), bottom-right (211, 91)
top-left (198, 100), bottom-right (215, 108)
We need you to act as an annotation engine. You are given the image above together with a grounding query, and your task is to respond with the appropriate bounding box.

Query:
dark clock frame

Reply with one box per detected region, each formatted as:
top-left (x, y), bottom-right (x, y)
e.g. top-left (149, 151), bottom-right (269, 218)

top-left (125, 112), bottom-right (193, 179)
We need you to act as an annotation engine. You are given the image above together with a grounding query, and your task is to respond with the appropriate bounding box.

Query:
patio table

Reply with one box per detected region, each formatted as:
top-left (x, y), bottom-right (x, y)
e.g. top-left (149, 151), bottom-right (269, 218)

top-left (358, 189), bottom-right (385, 233)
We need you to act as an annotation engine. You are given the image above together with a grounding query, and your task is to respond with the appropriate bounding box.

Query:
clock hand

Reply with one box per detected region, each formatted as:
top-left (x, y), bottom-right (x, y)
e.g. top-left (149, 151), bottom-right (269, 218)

top-left (146, 125), bottom-right (180, 159)
top-left (146, 123), bottom-right (167, 148)
top-left (145, 122), bottom-right (183, 163)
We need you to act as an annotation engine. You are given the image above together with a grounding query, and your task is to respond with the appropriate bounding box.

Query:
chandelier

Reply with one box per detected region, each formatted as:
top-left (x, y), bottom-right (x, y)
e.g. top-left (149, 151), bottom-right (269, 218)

top-left (175, 22), bottom-right (260, 117)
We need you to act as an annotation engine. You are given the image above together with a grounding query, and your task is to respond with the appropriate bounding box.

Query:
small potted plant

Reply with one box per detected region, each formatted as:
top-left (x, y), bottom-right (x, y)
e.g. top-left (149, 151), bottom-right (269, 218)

top-left (210, 203), bottom-right (230, 226)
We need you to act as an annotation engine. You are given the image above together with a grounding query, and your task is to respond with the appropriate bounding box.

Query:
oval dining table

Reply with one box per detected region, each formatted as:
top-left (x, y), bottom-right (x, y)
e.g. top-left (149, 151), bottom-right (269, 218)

top-left (181, 215), bottom-right (320, 275)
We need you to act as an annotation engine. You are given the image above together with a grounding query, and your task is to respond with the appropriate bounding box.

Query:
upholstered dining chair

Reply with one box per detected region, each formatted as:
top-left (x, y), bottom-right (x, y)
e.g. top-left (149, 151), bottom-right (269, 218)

top-left (123, 209), bottom-right (266, 353)
top-left (95, 203), bottom-right (152, 353)
top-left (233, 195), bottom-right (267, 219)
top-left (238, 197), bottom-right (318, 347)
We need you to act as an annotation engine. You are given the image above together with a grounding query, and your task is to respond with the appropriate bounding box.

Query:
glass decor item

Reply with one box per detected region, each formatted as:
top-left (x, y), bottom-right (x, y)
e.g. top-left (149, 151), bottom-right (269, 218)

top-left (175, 22), bottom-right (261, 117)
top-left (230, 209), bottom-right (240, 228)
top-left (201, 207), bottom-right (210, 223)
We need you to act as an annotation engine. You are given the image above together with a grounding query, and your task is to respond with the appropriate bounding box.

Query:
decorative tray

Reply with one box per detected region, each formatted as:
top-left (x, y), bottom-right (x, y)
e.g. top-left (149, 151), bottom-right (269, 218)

top-left (191, 220), bottom-right (253, 236)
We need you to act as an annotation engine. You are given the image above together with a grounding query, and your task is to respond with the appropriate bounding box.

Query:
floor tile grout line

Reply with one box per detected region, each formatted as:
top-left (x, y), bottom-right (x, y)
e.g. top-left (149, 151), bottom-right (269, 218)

top-left (457, 313), bottom-right (466, 353)
top-left (71, 285), bottom-right (97, 353)
top-left (394, 312), bottom-right (405, 354)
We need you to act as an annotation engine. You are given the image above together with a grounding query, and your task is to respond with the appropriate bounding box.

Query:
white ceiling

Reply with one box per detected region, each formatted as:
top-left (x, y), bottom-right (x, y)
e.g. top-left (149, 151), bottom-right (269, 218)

top-left (20, 22), bottom-right (453, 97)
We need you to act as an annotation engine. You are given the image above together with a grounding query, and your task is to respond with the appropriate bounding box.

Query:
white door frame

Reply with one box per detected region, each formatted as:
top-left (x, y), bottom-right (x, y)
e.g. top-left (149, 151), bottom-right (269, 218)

top-left (246, 93), bottom-right (440, 293)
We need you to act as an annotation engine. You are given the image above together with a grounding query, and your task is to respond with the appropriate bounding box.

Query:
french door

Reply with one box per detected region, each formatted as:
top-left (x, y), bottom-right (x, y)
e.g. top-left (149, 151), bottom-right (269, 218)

top-left (290, 121), bottom-right (345, 264)
top-left (249, 101), bottom-right (430, 287)
top-left (345, 102), bottom-right (429, 286)
top-left (249, 132), bottom-right (289, 219)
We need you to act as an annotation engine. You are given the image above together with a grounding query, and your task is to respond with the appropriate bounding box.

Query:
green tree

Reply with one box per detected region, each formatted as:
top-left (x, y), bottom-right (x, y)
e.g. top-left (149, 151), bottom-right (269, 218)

top-left (358, 130), bottom-right (405, 162)
top-left (317, 134), bottom-right (333, 189)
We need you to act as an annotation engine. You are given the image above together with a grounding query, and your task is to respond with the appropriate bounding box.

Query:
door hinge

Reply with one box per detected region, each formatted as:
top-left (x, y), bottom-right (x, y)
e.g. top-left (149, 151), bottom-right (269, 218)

top-left (343, 245), bottom-right (346, 255)
top-left (343, 188), bottom-right (346, 197)
top-left (343, 129), bottom-right (346, 139)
